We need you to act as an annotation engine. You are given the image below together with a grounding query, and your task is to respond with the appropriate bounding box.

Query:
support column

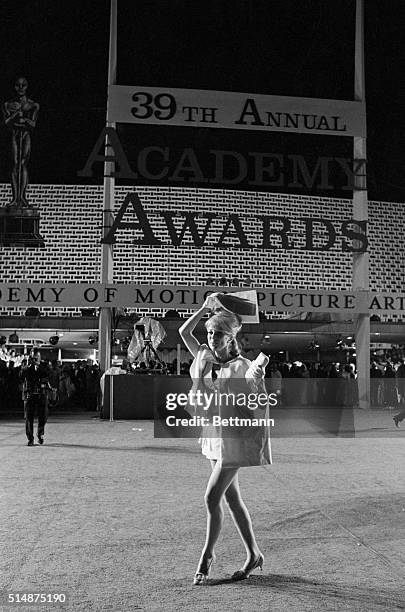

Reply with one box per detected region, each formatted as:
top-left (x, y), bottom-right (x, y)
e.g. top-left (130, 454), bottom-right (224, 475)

top-left (353, 0), bottom-right (370, 409)
top-left (98, 0), bottom-right (117, 376)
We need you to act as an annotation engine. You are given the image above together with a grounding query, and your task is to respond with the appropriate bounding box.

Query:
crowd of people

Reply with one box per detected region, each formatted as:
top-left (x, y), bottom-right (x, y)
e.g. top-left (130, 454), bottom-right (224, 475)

top-left (0, 344), bottom-right (101, 412)
top-left (1, 341), bottom-right (405, 413)
top-left (263, 359), bottom-right (405, 408)
top-left (113, 354), bottom-right (405, 410)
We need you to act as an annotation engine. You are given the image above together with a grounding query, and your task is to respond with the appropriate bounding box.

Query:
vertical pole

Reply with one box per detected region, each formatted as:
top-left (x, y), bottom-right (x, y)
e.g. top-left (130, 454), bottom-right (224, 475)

top-left (18, 131), bottom-right (23, 204)
top-left (109, 374), bottom-right (114, 422)
top-left (177, 343), bottom-right (181, 375)
top-left (99, 0), bottom-right (117, 393)
top-left (353, 0), bottom-right (370, 409)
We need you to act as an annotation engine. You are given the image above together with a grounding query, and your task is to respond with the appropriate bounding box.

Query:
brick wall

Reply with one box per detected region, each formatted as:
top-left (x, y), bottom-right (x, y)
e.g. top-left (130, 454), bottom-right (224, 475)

top-left (0, 183), bottom-right (403, 320)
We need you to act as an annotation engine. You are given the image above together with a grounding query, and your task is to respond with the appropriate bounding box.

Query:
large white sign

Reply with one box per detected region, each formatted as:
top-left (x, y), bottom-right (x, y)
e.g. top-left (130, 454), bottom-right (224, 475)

top-left (107, 85), bottom-right (366, 137)
top-left (1, 284), bottom-right (403, 314)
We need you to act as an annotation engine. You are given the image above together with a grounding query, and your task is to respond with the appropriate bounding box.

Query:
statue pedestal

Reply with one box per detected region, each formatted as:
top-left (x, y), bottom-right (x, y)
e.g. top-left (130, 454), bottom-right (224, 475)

top-left (0, 207), bottom-right (45, 247)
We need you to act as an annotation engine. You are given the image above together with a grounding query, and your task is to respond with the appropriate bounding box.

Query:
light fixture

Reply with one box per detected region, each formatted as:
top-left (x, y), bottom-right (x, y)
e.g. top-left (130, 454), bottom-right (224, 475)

top-left (81, 308), bottom-right (96, 317)
top-left (164, 309), bottom-right (180, 318)
top-left (25, 307), bottom-right (40, 317)
top-left (49, 334), bottom-right (59, 346)
top-left (8, 331), bottom-right (19, 343)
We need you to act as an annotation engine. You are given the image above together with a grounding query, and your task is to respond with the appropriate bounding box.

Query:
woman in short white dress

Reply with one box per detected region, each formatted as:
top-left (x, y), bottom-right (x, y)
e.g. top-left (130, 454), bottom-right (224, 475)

top-left (179, 294), bottom-right (272, 584)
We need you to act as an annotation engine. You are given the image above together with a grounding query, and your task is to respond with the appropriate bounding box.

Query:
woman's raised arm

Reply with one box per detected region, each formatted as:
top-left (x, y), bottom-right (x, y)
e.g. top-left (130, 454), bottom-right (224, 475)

top-left (178, 303), bottom-right (211, 358)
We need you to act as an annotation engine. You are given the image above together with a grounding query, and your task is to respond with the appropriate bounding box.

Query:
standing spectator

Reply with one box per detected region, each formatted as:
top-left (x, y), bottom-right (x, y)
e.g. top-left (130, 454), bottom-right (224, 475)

top-left (316, 363), bottom-right (329, 407)
top-left (59, 363), bottom-right (76, 406)
top-left (267, 362), bottom-right (282, 405)
top-left (393, 360), bottom-right (405, 427)
top-left (370, 361), bottom-right (383, 406)
top-left (0, 339), bottom-right (8, 363)
top-left (395, 360), bottom-right (405, 403)
top-left (342, 364), bottom-right (356, 407)
top-left (383, 362), bottom-right (398, 409)
top-left (85, 362), bottom-right (100, 411)
top-left (48, 360), bottom-right (61, 408)
top-left (299, 363), bottom-right (310, 405)
top-left (327, 363), bottom-right (342, 406)
top-left (286, 362), bottom-right (301, 406)
top-left (5, 352), bottom-right (21, 410)
top-left (0, 354), bottom-right (7, 407)
top-left (72, 361), bottom-right (86, 406)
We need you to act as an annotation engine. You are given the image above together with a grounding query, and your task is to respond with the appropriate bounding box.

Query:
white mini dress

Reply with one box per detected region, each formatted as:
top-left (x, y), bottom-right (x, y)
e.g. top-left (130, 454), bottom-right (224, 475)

top-left (189, 344), bottom-right (272, 468)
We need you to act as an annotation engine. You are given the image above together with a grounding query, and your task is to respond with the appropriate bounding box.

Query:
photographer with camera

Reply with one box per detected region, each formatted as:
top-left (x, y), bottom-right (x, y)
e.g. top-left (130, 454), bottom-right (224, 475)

top-left (20, 348), bottom-right (50, 446)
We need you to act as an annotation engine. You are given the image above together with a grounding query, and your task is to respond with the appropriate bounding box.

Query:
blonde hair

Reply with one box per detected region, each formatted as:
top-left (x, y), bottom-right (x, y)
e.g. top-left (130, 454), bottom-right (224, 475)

top-left (205, 310), bottom-right (242, 358)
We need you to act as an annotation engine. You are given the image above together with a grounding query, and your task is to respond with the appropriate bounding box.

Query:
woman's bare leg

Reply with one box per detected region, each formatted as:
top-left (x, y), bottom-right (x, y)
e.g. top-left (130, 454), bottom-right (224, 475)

top-left (224, 472), bottom-right (261, 566)
top-left (197, 460), bottom-right (238, 571)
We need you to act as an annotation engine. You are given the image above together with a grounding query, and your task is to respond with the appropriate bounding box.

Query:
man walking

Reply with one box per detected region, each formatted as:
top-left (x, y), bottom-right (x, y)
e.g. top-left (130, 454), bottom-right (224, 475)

top-left (21, 351), bottom-right (49, 445)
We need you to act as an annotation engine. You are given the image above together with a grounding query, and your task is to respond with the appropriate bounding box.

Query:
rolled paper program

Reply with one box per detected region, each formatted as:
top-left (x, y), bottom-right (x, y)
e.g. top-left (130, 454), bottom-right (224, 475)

top-left (252, 352), bottom-right (269, 368)
top-left (215, 293), bottom-right (256, 316)
top-left (245, 352), bottom-right (269, 392)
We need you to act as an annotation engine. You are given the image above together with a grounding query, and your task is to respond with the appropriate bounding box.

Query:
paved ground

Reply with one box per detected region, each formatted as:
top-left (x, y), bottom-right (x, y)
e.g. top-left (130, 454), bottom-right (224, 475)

top-left (0, 408), bottom-right (404, 612)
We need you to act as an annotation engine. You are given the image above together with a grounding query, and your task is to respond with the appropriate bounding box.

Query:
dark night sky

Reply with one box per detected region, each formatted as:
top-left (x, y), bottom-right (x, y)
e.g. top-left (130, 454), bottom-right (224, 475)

top-left (0, 0), bottom-right (404, 201)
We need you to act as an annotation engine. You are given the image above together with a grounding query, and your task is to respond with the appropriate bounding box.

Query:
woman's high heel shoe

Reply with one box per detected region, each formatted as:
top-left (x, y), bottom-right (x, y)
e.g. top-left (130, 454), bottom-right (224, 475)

top-left (231, 553), bottom-right (264, 581)
top-left (193, 555), bottom-right (215, 585)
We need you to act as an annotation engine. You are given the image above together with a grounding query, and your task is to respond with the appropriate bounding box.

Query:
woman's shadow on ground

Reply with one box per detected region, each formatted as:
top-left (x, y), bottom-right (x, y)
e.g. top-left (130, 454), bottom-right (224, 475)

top-left (208, 573), bottom-right (404, 609)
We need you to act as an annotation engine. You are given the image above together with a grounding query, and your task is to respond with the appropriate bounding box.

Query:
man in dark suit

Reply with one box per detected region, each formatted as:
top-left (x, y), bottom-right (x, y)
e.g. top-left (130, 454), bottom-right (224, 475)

top-left (21, 352), bottom-right (49, 446)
